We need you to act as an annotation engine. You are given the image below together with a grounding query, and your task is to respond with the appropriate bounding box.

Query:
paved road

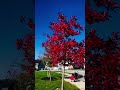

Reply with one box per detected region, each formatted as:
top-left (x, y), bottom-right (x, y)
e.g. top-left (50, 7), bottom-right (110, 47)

top-left (40, 69), bottom-right (84, 73)
top-left (65, 70), bottom-right (85, 76)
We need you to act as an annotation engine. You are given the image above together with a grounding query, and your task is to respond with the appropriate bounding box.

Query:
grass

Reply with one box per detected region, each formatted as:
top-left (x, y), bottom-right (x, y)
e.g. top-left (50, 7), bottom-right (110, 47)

top-left (35, 71), bottom-right (80, 90)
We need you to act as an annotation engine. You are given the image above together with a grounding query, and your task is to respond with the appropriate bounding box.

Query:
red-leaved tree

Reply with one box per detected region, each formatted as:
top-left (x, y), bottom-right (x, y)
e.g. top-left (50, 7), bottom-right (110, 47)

top-left (86, 0), bottom-right (120, 89)
top-left (16, 16), bottom-right (35, 88)
top-left (42, 13), bottom-right (85, 90)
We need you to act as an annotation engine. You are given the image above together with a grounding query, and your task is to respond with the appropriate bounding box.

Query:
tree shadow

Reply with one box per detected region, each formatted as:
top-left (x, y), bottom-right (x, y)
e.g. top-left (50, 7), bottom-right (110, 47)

top-left (41, 77), bottom-right (58, 81)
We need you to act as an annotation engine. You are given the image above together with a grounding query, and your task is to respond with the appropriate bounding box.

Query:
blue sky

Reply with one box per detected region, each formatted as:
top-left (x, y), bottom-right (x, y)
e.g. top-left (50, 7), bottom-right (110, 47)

top-left (35, 0), bottom-right (85, 60)
top-left (0, 0), bottom-right (34, 79)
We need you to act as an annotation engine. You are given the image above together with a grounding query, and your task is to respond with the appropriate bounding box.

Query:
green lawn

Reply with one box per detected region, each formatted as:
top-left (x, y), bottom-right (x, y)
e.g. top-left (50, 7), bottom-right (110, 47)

top-left (35, 71), bottom-right (80, 90)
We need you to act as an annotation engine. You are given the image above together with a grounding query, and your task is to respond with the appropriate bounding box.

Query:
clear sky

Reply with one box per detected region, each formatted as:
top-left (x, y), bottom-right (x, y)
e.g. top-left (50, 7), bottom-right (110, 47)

top-left (35, 0), bottom-right (85, 60)
top-left (0, 0), bottom-right (34, 79)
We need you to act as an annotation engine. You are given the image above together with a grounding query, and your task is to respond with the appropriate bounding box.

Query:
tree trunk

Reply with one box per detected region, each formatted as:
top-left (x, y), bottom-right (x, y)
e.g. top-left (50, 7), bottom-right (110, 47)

top-left (47, 70), bottom-right (49, 77)
top-left (61, 65), bottom-right (65, 90)
top-left (47, 69), bottom-right (51, 81)
top-left (49, 69), bottom-right (51, 81)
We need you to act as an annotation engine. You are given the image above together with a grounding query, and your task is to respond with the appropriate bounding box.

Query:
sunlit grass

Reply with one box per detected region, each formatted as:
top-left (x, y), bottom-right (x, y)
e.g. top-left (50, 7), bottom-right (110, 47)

top-left (35, 71), bottom-right (80, 90)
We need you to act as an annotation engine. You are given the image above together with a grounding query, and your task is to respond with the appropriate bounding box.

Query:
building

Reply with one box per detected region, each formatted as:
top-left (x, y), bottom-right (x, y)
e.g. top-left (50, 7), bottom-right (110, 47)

top-left (35, 58), bottom-right (85, 70)
top-left (35, 60), bottom-right (45, 70)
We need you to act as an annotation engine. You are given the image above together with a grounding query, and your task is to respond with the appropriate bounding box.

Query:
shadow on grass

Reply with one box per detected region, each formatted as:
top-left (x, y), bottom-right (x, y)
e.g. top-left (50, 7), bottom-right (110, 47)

top-left (41, 77), bottom-right (58, 81)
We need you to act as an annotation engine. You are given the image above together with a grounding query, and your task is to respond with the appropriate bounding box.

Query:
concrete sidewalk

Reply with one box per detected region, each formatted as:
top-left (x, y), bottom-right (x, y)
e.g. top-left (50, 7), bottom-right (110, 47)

top-left (64, 76), bottom-right (85, 90)
top-left (57, 71), bottom-right (85, 90)
top-left (64, 78), bottom-right (85, 90)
